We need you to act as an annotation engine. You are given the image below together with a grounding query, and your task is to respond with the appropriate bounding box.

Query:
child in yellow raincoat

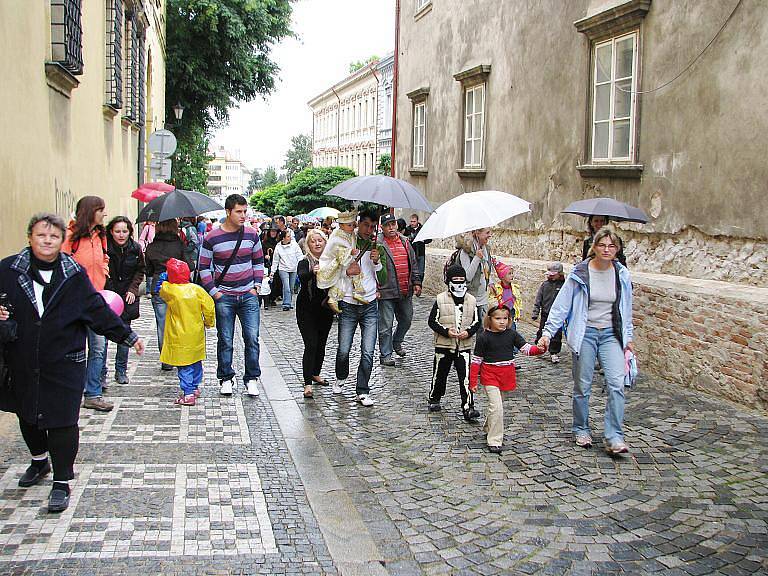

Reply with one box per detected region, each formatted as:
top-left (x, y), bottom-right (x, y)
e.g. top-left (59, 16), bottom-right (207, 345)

top-left (488, 260), bottom-right (522, 329)
top-left (158, 258), bottom-right (215, 406)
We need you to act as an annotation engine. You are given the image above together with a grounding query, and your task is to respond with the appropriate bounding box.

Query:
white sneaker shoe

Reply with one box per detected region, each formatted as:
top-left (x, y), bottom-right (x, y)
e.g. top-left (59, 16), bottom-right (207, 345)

top-left (551, 354), bottom-right (560, 364)
top-left (246, 378), bottom-right (260, 397)
top-left (356, 394), bottom-right (375, 407)
top-left (332, 379), bottom-right (345, 394)
top-left (220, 379), bottom-right (234, 396)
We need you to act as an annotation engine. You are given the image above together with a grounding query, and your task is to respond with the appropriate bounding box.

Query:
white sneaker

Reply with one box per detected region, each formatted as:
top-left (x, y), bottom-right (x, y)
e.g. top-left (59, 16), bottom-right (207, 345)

top-left (332, 379), bottom-right (345, 395)
top-left (246, 378), bottom-right (260, 397)
top-left (356, 394), bottom-right (375, 407)
top-left (551, 355), bottom-right (560, 364)
top-left (220, 379), bottom-right (234, 396)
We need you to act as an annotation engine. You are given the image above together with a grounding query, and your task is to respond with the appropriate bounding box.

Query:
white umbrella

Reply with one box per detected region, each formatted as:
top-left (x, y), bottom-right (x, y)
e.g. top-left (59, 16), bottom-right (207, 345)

top-left (414, 190), bottom-right (531, 242)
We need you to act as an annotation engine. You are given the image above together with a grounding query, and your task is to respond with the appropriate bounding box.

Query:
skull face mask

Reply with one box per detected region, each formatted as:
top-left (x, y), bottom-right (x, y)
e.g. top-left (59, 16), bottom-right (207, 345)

top-left (448, 280), bottom-right (467, 298)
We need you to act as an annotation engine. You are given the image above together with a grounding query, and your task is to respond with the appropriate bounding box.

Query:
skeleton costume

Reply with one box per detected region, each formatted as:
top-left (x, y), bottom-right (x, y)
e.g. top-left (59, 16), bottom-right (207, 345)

top-left (427, 265), bottom-right (482, 419)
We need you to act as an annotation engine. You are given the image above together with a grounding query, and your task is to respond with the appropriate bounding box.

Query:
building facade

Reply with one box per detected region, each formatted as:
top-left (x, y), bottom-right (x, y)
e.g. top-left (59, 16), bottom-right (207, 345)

top-left (0, 0), bottom-right (167, 258)
top-left (395, 0), bottom-right (768, 286)
top-left (206, 146), bottom-right (249, 204)
top-left (309, 63), bottom-right (380, 177)
top-left (376, 53), bottom-right (395, 165)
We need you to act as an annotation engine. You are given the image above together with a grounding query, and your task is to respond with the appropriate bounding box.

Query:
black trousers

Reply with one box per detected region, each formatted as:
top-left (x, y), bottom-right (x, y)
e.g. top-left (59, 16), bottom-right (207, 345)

top-left (429, 347), bottom-right (474, 413)
top-left (18, 418), bottom-right (79, 481)
top-left (297, 307), bottom-right (334, 386)
top-left (535, 313), bottom-right (563, 354)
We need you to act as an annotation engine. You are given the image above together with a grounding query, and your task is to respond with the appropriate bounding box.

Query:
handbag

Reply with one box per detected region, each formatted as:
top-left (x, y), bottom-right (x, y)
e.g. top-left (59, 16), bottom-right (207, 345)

top-left (0, 318), bottom-right (18, 414)
top-left (260, 276), bottom-right (272, 296)
top-left (214, 226), bottom-right (245, 287)
top-left (624, 350), bottom-right (638, 388)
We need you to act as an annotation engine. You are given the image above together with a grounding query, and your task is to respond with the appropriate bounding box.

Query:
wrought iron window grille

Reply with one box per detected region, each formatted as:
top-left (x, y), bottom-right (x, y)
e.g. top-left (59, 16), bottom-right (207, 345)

top-left (50, 0), bottom-right (84, 75)
top-left (105, 0), bottom-right (123, 109)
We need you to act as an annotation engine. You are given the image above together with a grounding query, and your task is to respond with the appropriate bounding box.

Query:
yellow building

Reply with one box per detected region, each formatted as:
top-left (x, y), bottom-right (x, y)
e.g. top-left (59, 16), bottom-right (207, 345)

top-left (0, 0), bottom-right (167, 258)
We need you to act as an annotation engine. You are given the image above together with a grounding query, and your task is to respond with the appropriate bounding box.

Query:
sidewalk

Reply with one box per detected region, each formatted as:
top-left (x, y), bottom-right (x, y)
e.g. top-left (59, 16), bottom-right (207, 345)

top-left (0, 298), bottom-right (766, 575)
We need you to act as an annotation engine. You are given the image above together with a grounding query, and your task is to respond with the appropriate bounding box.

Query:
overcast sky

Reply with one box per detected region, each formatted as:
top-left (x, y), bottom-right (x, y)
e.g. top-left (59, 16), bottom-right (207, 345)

top-left (211, 0), bottom-right (396, 174)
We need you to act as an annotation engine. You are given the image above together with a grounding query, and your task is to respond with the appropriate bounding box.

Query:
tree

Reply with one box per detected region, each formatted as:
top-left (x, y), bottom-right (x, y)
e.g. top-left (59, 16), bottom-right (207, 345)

top-left (278, 166), bottom-right (356, 215)
top-left (282, 134), bottom-right (312, 181)
top-left (376, 153), bottom-right (391, 176)
top-left (246, 169), bottom-right (263, 194)
top-left (250, 183), bottom-right (287, 215)
top-left (262, 166), bottom-right (279, 188)
top-left (348, 55), bottom-right (379, 73)
top-left (172, 124), bottom-right (211, 194)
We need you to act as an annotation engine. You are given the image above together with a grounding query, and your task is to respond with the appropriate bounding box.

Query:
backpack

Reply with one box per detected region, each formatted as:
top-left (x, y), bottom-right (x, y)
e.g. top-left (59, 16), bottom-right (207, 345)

top-left (181, 223), bottom-right (200, 272)
top-left (442, 248), bottom-right (462, 283)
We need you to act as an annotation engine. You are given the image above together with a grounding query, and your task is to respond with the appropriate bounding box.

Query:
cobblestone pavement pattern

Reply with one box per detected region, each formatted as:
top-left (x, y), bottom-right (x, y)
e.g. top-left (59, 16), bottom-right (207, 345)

top-left (261, 298), bottom-right (768, 576)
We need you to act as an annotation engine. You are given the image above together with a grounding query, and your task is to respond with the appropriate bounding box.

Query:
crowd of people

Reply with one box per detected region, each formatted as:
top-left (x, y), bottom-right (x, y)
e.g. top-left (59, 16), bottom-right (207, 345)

top-left (0, 192), bottom-right (635, 513)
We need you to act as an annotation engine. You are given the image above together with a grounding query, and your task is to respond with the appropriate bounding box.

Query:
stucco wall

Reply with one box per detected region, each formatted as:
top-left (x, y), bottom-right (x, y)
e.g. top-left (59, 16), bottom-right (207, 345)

top-left (395, 0), bottom-right (768, 284)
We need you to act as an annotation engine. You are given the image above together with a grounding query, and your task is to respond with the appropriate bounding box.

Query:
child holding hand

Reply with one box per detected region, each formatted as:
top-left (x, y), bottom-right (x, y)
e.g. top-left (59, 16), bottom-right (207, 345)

top-left (470, 305), bottom-right (546, 453)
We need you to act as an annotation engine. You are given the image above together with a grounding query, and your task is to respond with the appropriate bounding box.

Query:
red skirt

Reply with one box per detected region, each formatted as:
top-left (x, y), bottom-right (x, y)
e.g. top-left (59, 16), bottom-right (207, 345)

top-left (479, 363), bottom-right (517, 392)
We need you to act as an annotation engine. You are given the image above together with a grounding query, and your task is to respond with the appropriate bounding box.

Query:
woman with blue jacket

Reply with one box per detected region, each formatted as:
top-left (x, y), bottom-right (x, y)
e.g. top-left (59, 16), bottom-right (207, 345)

top-left (538, 227), bottom-right (635, 455)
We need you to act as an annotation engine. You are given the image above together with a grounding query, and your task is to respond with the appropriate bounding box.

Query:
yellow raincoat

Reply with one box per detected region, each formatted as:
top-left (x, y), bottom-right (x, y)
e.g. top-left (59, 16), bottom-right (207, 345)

top-left (159, 279), bottom-right (215, 367)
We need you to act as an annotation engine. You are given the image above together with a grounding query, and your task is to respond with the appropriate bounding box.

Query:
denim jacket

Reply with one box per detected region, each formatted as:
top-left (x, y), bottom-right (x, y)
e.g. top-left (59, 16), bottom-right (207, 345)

top-left (542, 259), bottom-right (633, 354)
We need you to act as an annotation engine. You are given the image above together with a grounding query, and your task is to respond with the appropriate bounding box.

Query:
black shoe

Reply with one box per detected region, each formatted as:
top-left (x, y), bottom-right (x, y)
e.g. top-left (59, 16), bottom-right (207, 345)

top-left (380, 356), bottom-right (396, 367)
top-left (488, 445), bottom-right (503, 454)
top-left (463, 409), bottom-right (480, 421)
top-left (161, 363), bottom-right (174, 371)
top-left (427, 402), bottom-right (441, 412)
top-left (393, 345), bottom-right (406, 357)
top-left (18, 461), bottom-right (51, 487)
top-left (47, 483), bottom-right (70, 513)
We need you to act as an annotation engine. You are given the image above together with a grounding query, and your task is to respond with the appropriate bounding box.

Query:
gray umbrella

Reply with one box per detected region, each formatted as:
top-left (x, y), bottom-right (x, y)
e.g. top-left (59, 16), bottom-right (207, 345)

top-left (325, 175), bottom-right (432, 212)
top-left (561, 197), bottom-right (648, 223)
top-left (137, 189), bottom-right (223, 222)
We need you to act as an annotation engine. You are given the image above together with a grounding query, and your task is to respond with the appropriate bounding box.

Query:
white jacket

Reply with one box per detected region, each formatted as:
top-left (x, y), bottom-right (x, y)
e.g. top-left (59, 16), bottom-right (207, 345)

top-left (271, 240), bottom-right (303, 273)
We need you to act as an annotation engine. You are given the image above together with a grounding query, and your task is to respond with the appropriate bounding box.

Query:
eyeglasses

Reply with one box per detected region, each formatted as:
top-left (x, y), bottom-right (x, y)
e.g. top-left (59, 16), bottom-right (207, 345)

top-left (595, 243), bottom-right (617, 250)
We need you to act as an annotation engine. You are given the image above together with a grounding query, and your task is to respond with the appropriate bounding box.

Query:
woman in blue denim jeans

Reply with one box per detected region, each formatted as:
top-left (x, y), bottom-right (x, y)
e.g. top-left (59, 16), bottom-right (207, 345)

top-left (538, 226), bottom-right (635, 455)
top-left (270, 229), bottom-right (303, 312)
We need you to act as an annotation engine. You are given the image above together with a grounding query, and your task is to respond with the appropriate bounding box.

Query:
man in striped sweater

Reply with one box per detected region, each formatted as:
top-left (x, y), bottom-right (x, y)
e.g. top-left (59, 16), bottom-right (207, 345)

top-left (199, 194), bottom-right (265, 397)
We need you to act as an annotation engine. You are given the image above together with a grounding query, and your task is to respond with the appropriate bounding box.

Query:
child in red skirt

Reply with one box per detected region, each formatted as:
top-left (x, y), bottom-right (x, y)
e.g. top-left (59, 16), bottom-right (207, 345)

top-left (469, 305), bottom-right (545, 453)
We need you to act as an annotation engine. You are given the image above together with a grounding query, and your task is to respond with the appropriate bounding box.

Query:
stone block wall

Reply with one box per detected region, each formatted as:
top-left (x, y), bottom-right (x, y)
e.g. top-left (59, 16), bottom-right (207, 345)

top-left (423, 248), bottom-right (768, 412)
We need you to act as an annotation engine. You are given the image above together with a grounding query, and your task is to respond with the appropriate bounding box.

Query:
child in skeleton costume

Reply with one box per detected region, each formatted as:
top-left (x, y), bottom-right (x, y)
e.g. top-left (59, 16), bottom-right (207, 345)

top-left (316, 210), bottom-right (368, 313)
top-left (427, 265), bottom-right (482, 421)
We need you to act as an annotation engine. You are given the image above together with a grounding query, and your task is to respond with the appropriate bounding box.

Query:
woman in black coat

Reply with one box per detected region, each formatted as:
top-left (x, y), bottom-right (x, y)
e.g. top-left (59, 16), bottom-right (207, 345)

top-left (0, 213), bottom-right (144, 513)
top-left (296, 229), bottom-right (335, 399)
top-left (103, 216), bottom-right (145, 384)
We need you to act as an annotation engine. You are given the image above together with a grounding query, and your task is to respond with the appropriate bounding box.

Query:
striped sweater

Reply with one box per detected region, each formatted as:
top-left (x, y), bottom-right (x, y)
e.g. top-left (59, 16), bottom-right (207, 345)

top-left (199, 226), bottom-right (265, 296)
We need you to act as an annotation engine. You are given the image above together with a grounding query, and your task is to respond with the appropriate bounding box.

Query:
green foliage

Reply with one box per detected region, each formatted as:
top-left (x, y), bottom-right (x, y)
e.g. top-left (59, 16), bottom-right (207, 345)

top-left (278, 167), bottom-right (356, 215)
top-left (348, 55), bottom-right (379, 73)
top-left (262, 166), bottom-right (279, 188)
top-left (171, 124), bottom-right (211, 194)
top-left (376, 153), bottom-right (391, 176)
top-left (246, 169), bottom-right (263, 194)
top-left (282, 134), bottom-right (312, 181)
top-left (250, 183), bottom-right (287, 215)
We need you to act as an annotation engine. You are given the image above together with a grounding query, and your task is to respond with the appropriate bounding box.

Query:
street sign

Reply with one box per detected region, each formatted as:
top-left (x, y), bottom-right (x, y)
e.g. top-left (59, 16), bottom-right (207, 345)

top-left (148, 129), bottom-right (177, 158)
top-left (149, 158), bottom-right (172, 181)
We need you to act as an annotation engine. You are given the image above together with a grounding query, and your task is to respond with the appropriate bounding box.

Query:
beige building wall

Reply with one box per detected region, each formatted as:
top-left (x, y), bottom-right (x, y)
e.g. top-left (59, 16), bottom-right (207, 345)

top-left (395, 0), bottom-right (768, 285)
top-left (0, 0), bottom-right (166, 258)
top-left (309, 64), bottom-right (379, 176)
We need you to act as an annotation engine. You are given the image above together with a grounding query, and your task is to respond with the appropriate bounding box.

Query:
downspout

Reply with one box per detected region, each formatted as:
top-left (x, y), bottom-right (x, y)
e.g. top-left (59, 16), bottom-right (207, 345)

top-left (370, 63), bottom-right (380, 175)
top-left (311, 109), bottom-right (315, 166)
top-left (331, 87), bottom-right (341, 166)
top-left (391, 0), bottom-right (401, 177)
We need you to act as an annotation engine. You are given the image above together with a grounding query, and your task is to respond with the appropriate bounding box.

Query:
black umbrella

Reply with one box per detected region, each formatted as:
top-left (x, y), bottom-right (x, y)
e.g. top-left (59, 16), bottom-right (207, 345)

top-left (325, 175), bottom-right (432, 212)
top-left (561, 197), bottom-right (648, 223)
top-left (137, 189), bottom-right (223, 222)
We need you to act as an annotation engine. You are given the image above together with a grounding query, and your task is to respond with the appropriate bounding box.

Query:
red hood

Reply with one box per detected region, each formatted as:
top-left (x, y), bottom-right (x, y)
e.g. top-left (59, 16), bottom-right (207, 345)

top-left (166, 258), bottom-right (190, 284)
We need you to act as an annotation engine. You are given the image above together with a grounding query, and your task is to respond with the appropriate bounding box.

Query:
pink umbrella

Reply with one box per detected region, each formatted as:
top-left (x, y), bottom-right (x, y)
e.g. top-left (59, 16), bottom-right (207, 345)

top-left (131, 182), bottom-right (174, 203)
top-left (142, 182), bottom-right (175, 192)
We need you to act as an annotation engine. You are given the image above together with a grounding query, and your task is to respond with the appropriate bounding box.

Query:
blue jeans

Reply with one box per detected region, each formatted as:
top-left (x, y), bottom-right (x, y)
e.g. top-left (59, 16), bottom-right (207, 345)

top-left (335, 300), bottom-right (378, 395)
top-left (84, 328), bottom-right (107, 399)
top-left (102, 320), bottom-right (130, 380)
top-left (151, 294), bottom-right (167, 353)
top-left (571, 326), bottom-right (627, 443)
top-left (278, 270), bottom-right (297, 309)
top-left (378, 296), bottom-right (414, 360)
top-left (178, 361), bottom-right (203, 395)
top-left (214, 292), bottom-right (261, 382)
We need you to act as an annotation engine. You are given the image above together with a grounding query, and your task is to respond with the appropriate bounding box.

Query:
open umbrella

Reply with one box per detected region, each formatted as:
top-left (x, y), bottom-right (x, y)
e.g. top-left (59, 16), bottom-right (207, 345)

top-left (307, 206), bottom-right (340, 219)
top-left (131, 182), bottom-right (175, 203)
top-left (414, 191), bottom-right (531, 242)
top-left (137, 189), bottom-right (223, 222)
top-left (296, 214), bottom-right (318, 224)
top-left (561, 197), bottom-right (648, 223)
top-left (324, 175), bottom-right (432, 212)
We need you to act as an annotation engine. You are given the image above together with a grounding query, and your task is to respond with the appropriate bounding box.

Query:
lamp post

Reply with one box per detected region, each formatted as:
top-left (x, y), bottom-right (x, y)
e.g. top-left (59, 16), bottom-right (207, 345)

top-left (172, 103), bottom-right (184, 124)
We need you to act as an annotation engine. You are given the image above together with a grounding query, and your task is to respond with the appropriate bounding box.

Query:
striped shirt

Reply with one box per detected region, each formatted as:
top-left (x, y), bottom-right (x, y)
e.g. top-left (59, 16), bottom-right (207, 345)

top-left (199, 226), bottom-right (264, 296)
top-left (384, 235), bottom-right (410, 296)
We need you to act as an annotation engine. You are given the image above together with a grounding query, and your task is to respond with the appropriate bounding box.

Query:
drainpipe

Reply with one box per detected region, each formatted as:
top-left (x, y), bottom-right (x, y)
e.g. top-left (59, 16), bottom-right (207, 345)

top-left (331, 87), bottom-right (341, 166)
top-left (370, 63), bottom-right (380, 175)
top-left (391, 0), bottom-right (400, 177)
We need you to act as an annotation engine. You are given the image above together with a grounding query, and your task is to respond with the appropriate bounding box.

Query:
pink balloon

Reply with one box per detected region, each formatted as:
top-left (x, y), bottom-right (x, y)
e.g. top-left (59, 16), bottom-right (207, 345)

top-left (99, 290), bottom-right (125, 317)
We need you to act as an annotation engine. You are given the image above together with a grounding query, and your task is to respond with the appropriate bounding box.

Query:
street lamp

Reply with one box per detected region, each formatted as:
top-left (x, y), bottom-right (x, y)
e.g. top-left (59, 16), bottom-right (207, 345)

top-left (172, 103), bottom-right (184, 123)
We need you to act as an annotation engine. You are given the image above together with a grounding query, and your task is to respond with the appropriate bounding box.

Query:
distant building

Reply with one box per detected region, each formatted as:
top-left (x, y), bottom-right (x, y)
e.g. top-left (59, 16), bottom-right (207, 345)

top-left (376, 53), bottom-right (395, 166)
top-left (207, 146), bottom-right (249, 202)
top-left (308, 62), bottom-right (380, 176)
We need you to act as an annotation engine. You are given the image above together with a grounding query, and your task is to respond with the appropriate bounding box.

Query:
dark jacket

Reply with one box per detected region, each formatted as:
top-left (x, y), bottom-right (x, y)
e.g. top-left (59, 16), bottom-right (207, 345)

top-left (582, 236), bottom-right (627, 267)
top-left (0, 249), bottom-right (137, 428)
top-left (532, 277), bottom-right (565, 319)
top-left (376, 231), bottom-right (422, 300)
top-left (145, 232), bottom-right (188, 293)
top-left (105, 237), bottom-right (145, 321)
top-left (296, 258), bottom-right (333, 321)
top-left (404, 223), bottom-right (431, 259)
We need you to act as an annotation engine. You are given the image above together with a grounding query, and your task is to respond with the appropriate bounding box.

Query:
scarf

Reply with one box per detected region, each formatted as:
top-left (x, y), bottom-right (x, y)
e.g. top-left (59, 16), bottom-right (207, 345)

top-left (29, 254), bottom-right (64, 308)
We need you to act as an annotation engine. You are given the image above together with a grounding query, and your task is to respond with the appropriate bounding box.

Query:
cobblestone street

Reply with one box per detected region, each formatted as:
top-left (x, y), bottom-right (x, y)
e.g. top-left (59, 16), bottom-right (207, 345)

top-left (0, 298), bottom-right (766, 575)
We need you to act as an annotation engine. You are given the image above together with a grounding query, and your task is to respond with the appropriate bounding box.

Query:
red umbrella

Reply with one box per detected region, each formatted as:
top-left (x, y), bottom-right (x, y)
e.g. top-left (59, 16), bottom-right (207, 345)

top-left (131, 182), bottom-right (174, 203)
top-left (142, 182), bottom-right (175, 192)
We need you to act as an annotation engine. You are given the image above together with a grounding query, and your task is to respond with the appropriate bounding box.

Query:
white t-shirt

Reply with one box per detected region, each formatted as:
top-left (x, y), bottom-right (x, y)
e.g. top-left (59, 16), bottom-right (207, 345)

top-left (341, 244), bottom-right (382, 304)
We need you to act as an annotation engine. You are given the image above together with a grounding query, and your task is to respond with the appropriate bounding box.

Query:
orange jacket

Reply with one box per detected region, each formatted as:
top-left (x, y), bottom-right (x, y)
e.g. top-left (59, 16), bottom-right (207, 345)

top-left (62, 225), bottom-right (109, 290)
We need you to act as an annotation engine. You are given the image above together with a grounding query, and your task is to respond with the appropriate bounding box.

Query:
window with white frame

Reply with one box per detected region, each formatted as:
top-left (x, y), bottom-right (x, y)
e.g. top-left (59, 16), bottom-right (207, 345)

top-left (463, 84), bottom-right (485, 168)
top-left (416, 0), bottom-right (431, 12)
top-left (591, 32), bottom-right (637, 162)
top-left (412, 102), bottom-right (426, 168)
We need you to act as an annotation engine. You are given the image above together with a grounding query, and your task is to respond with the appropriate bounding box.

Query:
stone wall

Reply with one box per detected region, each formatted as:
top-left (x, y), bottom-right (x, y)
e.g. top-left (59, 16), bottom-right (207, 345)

top-left (423, 248), bottom-right (768, 412)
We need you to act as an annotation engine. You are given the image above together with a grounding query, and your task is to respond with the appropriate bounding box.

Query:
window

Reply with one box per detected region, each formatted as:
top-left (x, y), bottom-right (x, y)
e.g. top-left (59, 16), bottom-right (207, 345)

top-left (415, 0), bottom-right (431, 12)
top-left (463, 84), bottom-right (485, 168)
top-left (105, 0), bottom-right (123, 109)
top-left (412, 102), bottom-right (426, 168)
top-left (123, 12), bottom-right (138, 120)
top-left (50, 0), bottom-right (84, 75)
top-left (592, 32), bottom-right (637, 162)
